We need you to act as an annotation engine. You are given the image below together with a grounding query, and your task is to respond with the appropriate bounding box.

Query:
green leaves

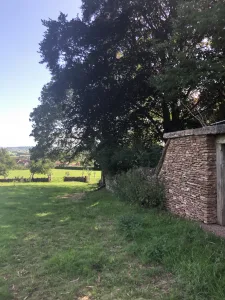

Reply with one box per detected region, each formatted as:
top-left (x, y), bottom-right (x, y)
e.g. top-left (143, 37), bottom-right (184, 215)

top-left (0, 149), bottom-right (15, 178)
top-left (29, 159), bottom-right (54, 177)
top-left (31, 0), bottom-right (225, 168)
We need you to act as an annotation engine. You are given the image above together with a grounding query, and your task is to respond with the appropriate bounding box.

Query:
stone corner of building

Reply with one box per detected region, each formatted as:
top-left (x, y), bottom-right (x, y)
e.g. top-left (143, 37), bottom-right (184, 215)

top-left (163, 124), bottom-right (225, 140)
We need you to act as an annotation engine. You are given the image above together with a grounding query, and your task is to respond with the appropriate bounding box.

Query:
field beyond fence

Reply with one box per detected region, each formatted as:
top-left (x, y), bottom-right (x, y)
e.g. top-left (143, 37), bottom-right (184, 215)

top-left (0, 169), bottom-right (101, 184)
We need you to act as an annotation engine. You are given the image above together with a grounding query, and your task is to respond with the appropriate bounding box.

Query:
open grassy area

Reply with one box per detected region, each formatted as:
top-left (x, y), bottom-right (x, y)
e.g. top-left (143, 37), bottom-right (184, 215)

top-left (1, 181), bottom-right (225, 299)
top-left (0, 169), bottom-right (101, 183)
top-left (1, 182), bottom-right (170, 300)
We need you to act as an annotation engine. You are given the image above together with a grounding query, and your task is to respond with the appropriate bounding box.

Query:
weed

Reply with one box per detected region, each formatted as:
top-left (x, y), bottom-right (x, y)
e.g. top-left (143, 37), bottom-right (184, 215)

top-left (117, 215), bottom-right (145, 239)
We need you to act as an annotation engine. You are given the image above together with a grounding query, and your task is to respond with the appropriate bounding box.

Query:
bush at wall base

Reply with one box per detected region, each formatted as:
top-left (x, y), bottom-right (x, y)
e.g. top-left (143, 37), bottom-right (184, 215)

top-left (112, 169), bottom-right (165, 209)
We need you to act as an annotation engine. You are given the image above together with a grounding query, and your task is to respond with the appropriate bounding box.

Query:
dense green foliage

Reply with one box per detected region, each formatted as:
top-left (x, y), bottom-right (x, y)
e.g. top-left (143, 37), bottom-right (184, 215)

top-left (0, 148), bottom-right (15, 178)
top-left (29, 159), bottom-right (55, 177)
top-left (30, 0), bottom-right (225, 171)
top-left (95, 144), bottom-right (162, 175)
top-left (113, 169), bottom-right (165, 208)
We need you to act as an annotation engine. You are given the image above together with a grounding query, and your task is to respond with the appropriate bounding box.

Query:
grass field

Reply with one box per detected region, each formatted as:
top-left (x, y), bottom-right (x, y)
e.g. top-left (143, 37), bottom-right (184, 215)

top-left (0, 169), bottom-right (101, 183)
top-left (1, 179), bottom-right (225, 299)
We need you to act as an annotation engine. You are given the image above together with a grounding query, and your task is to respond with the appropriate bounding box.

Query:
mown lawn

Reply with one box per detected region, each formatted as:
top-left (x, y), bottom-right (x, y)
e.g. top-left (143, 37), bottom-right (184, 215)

top-left (1, 182), bottom-right (225, 299)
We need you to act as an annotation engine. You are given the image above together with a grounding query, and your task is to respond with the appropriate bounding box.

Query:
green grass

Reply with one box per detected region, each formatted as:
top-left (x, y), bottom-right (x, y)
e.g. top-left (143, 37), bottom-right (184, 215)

top-left (0, 169), bottom-right (101, 183)
top-left (1, 181), bottom-right (225, 299)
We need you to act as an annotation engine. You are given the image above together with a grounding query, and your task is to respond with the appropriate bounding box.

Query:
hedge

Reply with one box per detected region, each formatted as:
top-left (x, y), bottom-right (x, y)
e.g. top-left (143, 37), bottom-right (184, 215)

top-left (55, 166), bottom-right (100, 171)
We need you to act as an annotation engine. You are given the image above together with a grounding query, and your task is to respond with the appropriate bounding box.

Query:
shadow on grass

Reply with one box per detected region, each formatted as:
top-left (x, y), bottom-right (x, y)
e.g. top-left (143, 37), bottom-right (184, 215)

top-left (0, 183), bottom-right (99, 248)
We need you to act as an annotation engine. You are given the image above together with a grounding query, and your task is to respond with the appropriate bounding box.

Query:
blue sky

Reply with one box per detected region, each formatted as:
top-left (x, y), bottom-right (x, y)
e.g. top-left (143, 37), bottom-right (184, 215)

top-left (0, 0), bottom-right (81, 147)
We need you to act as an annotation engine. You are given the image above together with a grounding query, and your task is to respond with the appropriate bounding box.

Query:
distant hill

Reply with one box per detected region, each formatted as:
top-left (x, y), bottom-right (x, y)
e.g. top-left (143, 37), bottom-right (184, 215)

top-left (4, 147), bottom-right (31, 157)
top-left (6, 147), bottom-right (32, 152)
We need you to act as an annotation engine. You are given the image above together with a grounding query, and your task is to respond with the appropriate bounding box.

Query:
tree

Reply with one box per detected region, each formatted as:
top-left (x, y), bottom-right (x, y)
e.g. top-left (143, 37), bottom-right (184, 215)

top-left (30, 0), bottom-right (225, 171)
top-left (31, 1), bottom-right (176, 160)
top-left (29, 159), bottom-right (54, 179)
top-left (0, 148), bottom-right (15, 178)
top-left (156, 0), bottom-right (225, 126)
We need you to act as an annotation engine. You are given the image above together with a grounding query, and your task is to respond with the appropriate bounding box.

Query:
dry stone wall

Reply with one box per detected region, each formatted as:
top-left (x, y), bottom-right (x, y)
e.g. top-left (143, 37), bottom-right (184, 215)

top-left (104, 124), bottom-right (225, 225)
top-left (160, 134), bottom-right (217, 224)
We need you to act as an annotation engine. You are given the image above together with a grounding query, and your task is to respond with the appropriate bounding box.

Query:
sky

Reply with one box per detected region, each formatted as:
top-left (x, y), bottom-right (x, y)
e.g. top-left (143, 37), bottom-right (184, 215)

top-left (0, 0), bottom-right (81, 147)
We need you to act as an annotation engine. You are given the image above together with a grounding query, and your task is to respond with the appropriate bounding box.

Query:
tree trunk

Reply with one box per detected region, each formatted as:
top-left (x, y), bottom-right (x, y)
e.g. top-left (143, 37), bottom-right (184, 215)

top-left (101, 170), bottom-right (106, 186)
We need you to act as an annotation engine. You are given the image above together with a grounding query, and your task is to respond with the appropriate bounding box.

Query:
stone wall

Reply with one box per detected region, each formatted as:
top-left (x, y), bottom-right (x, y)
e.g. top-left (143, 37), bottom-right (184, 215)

top-left (64, 176), bottom-right (89, 183)
top-left (104, 124), bottom-right (225, 225)
top-left (160, 134), bottom-right (217, 224)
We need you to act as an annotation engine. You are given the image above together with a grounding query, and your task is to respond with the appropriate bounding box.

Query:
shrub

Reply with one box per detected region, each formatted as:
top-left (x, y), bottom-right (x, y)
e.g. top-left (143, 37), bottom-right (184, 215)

top-left (30, 159), bottom-right (54, 178)
top-left (113, 169), bottom-right (165, 209)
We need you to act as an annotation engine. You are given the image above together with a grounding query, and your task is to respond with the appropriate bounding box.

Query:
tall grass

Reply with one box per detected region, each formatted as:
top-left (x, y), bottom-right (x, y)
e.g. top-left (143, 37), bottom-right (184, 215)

top-left (117, 210), bottom-right (225, 300)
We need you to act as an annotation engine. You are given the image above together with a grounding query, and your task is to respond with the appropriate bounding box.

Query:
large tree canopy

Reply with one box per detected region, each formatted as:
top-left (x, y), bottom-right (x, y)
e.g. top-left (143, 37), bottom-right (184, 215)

top-left (30, 0), bottom-right (225, 164)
